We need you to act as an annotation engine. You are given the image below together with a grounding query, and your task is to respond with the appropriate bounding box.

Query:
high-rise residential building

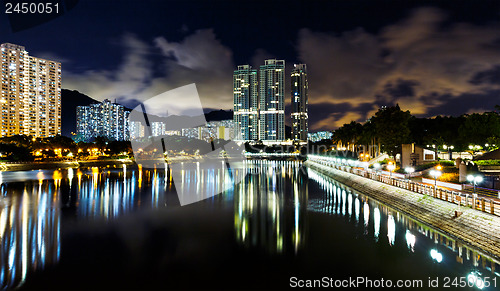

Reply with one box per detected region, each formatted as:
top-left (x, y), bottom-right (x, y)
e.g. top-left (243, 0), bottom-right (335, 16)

top-left (76, 99), bottom-right (129, 142)
top-left (308, 131), bottom-right (332, 142)
top-left (233, 65), bottom-right (258, 141)
top-left (259, 59), bottom-right (285, 142)
top-left (129, 121), bottom-right (145, 140)
top-left (0, 43), bottom-right (61, 137)
top-left (151, 121), bottom-right (166, 137)
top-left (291, 64), bottom-right (308, 143)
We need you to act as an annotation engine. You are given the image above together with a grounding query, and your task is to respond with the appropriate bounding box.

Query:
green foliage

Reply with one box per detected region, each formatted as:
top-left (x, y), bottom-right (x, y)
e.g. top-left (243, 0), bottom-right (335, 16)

top-left (332, 104), bottom-right (500, 156)
top-left (332, 121), bottom-right (363, 149)
top-left (475, 160), bottom-right (500, 166)
top-left (413, 161), bottom-right (454, 172)
top-left (371, 105), bottom-right (411, 156)
top-left (459, 112), bottom-right (500, 145)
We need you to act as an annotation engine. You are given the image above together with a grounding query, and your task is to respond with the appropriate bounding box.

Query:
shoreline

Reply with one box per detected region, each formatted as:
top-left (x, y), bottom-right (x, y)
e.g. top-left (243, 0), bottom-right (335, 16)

top-left (0, 159), bottom-right (136, 171)
top-left (305, 160), bottom-right (500, 261)
top-left (0, 156), bottom-right (242, 171)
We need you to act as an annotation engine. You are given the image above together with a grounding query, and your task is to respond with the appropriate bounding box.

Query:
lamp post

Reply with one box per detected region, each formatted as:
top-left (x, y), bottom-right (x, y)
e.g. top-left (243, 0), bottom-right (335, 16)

top-left (387, 162), bottom-right (396, 179)
top-left (405, 167), bottom-right (415, 180)
top-left (430, 167), bottom-right (442, 194)
top-left (467, 174), bottom-right (483, 209)
top-left (466, 174), bottom-right (483, 195)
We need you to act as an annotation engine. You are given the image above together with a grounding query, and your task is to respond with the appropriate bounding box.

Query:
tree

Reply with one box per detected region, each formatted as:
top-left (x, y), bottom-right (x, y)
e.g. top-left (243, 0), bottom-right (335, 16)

top-left (459, 112), bottom-right (500, 145)
top-left (332, 121), bottom-right (363, 151)
top-left (371, 104), bottom-right (411, 157)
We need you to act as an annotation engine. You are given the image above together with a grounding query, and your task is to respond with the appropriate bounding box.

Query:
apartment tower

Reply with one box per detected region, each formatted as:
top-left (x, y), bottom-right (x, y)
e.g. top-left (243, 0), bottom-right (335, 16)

top-left (291, 64), bottom-right (308, 143)
top-left (0, 43), bottom-right (61, 137)
top-left (259, 59), bottom-right (285, 142)
top-left (233, 65), bottom-right (258, 141)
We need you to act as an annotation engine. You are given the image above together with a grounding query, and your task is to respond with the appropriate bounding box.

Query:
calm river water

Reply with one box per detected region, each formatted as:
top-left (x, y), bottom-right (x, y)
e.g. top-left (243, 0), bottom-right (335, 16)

top-left (0, 160), bottom-right (497, 290)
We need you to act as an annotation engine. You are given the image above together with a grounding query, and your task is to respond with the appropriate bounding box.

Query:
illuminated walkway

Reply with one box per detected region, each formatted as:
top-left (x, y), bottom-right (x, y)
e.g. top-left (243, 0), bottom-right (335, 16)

top-left (305, 159), bottom-right (500, 260)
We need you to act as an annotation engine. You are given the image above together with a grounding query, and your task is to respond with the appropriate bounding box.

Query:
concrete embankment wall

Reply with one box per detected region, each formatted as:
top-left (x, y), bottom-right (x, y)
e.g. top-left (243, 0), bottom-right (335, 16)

top-left (305, 160), bottom-right (500, 260)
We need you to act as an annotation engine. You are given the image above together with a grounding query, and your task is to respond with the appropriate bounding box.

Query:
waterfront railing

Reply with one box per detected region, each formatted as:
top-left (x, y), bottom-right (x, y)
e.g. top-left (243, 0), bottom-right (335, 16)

top-left (307, 155), bottom-right (500, 218)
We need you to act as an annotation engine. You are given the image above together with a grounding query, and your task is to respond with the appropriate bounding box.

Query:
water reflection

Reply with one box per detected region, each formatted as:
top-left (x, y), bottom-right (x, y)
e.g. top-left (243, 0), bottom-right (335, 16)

top-left (0, 182), bottom-right (60, 289)
top-left (307, 168), bottom-right (500, 282)
top-left (234, 160), bottom-right (307, 254)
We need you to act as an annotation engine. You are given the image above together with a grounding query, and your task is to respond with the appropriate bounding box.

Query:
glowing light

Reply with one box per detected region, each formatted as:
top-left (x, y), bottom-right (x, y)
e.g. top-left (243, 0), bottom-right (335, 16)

top-left (374, 208), bottom-right (380, 239)
top-left (387, 215), bottom-right (395, 246)
top-left (467, 272), bottom-right (485, 289)
top-left (405, 230), bottom-right (416, 251)
top-left (430, 249), bottom-right (443, 263)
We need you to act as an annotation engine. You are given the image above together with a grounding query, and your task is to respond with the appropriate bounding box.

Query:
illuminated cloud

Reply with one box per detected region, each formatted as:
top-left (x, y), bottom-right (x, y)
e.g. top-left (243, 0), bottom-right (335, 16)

top-left (64, 29), bottom-right (234, 111)
top-left (298, 7), bottom-right (500, 129)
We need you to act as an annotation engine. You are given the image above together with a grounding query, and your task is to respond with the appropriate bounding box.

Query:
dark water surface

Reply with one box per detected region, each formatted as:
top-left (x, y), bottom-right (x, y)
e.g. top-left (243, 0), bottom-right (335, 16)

top-left (0, 161), bottom-right (497, 290)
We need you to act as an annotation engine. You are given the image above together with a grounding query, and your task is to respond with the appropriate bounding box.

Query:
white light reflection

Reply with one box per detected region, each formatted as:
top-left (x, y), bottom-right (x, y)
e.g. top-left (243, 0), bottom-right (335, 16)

top-left (354, 197), bottom-right (360, 223)
top-left (387, 215), bottom-right (395, 246)
top-left (430, 249), bottom-right (443, 263)
top-left (374, 208), bottom-right (380, 239)
top-left (347, 192), bottom-right (352, 217)
top-left (363, 202), bottom-right (369, 228)
top-left (468, 272), bottom-right (485, 289)
top-left (405, 230), bottom-right (416, 252)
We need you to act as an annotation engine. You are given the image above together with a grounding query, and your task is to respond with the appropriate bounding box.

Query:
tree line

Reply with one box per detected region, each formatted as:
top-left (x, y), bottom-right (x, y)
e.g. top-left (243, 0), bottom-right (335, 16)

top-left (332, 105), bottom-right (500, 157)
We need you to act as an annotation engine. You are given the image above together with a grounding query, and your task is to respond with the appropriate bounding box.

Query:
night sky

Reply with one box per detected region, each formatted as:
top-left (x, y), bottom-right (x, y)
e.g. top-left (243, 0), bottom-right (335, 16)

top-left (2, 0), bottom-right (500, 131)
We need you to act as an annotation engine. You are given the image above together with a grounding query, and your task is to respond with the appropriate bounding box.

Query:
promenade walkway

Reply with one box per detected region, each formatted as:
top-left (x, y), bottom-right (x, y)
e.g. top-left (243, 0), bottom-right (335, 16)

top-left (307, 155), bottom-right (500, 218)
top-left (305, 158), bottom-right (500, 260)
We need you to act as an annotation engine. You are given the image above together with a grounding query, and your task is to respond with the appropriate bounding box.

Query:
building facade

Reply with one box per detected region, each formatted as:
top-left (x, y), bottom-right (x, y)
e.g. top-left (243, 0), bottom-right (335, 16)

top-left (291, 64), bottom-right (308, 143)
top-left (259, 59), bottom-right (285, 142)
top-left (181, 120), bottom-right (234, 142)
top-left (0, 43), bottom-right (61, 137)
top-left (151, 121), bottom-right (166, 137)
top-left (233, 65), bottom-right (258, 141)
top-left (308, 131), bottom-right (332, 142)
top-left (129, 121), bottom-right (145, 140)
top-left (76, 99), bottom-right (129, 141)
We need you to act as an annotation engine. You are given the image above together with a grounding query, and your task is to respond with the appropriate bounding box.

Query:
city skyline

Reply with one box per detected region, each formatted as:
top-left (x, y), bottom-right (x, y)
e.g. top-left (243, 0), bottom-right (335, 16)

top-left (2, 1), bottom-right (500, 132)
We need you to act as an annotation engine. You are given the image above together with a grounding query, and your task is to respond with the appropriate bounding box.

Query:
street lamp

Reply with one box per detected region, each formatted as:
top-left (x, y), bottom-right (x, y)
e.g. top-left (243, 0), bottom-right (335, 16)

top-left (466, 174), bottom-right (483, 195)
top-left (405, 167), bottom-right (415, 180)
top-left (429, 168), bottom-right (442, 193)
top-left (387, 162), bottom-right (396, 178)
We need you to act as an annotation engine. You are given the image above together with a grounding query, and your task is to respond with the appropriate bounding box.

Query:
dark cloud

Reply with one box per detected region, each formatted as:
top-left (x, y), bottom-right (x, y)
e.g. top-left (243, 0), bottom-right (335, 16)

top-left (425, 90), bottom-right (500, 117)
top-left (469, 65), bottom-right (500, 85)
top-left (297, 6), bottom-right (500, 129)
top-left (383, 79), bottom-right (419, 98)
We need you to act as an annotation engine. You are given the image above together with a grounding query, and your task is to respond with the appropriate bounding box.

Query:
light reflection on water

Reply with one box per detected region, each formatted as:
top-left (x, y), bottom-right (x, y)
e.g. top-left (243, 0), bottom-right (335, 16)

top-left (307, 168), bottom-right (500, 287)
top-left (0, 182), bottom-right (60, 290)
top-left (0, 161), bottom-right (499, 289)
top-left (234, 160), bottom-right (307, 254)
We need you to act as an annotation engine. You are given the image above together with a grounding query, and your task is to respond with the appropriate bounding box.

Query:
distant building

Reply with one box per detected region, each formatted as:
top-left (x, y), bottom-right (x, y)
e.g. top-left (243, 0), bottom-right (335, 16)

top-left (291, 64), bottom-right (308, 143)
top-left (76, 99), bottom-right (129, 142)
top-left (151, 121), bottom-right (166, 137)
top-left (259, 59), bottom-right (285, 142)
top-left (129, 121), bottom-right (145, 140)
top-left (401, 144), bottom-right (436, 168)
top-left (233, 65), bottom-right (258, 141)
top-left (181, 120), bottom-right (234, 142)
top-left (0, 43), bottom-right (61, 137)
top-left (308, 131), bottom-right (332, 142)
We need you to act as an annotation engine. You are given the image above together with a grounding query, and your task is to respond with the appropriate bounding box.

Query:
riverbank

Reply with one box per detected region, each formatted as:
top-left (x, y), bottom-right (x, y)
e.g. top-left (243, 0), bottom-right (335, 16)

top-left (305, 160), bottom-right (500, 260)
top-left (0, 156), bottom-right (240, 171)
top-left (0, 159), bottom-right (135, 171)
